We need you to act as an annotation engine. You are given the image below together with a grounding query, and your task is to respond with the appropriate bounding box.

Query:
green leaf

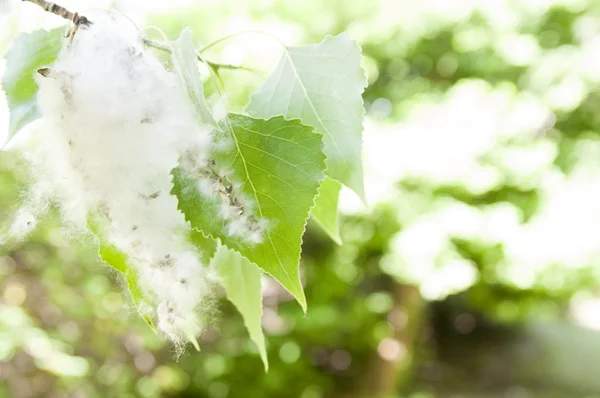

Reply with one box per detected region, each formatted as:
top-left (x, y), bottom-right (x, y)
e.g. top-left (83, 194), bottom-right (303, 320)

top-left (2, 27), bottom-right (65, 142)
top-left (97, 242), bottom-right (128, 274)
top-left (311, 177), bottom-right (342, 245)
top-left (247, 33), bottom-right (367, 201)
top-left (212, 245), bottom-right (268, 371)
top-left (88, 215), bottom-right (156, 332)
top-left (98, 241), bottom-right (156, 333)
top-left (171, 28), bottom-right (216, 126)
top-left (172, 114), bottom-right (326, 311)
top-left (190, 228), bottom-right (218, 263)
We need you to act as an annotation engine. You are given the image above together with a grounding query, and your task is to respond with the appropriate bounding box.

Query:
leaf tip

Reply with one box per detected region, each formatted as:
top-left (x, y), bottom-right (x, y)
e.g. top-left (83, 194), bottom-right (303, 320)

top-left (261, 353), bottom-right (269, 373)
top-left (331, 234), bottom-right (343, 246)
top-left (186, 330), bottom-right (201, 352)
top-left (297, 292), bottom-right (308, 314)
top-left (143, 315), bottom-right (159, 335)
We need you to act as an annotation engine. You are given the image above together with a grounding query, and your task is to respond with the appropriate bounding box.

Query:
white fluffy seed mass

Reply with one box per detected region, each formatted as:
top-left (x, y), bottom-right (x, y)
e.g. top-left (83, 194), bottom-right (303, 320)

top-left (27, 14), bottom-right (216, 345)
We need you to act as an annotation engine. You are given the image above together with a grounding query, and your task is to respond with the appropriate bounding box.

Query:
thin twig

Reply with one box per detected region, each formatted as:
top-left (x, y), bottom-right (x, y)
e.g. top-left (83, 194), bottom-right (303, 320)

top-left (22, 0), bottom-right (264, 75)
top-left (141, 38), bottom-right (265, 76)
top-left (22, 0), bottom-right (91, 26)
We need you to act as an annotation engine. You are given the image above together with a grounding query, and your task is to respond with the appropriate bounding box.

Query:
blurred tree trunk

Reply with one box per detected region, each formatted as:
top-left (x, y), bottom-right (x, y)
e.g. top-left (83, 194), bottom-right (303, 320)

top-left (352, 283), bottom-right (424, 397)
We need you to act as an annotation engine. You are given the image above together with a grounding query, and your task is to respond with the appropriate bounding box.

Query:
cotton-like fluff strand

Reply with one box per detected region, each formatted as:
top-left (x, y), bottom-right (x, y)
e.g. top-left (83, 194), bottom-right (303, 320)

top-left (29, 13), bottom-right (214, 346)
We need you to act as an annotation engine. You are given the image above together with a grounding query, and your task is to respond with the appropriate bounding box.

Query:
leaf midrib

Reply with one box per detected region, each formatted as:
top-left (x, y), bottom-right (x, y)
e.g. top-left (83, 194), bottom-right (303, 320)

top-left (225, 117), bottom-right (296, 290)
top-left (282, 49), bottom-right (345, 165)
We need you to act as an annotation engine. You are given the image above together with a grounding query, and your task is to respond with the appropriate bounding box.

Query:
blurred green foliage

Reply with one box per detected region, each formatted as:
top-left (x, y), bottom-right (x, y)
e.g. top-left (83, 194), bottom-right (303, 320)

top-left (3, 0), bottom-right (600, 397)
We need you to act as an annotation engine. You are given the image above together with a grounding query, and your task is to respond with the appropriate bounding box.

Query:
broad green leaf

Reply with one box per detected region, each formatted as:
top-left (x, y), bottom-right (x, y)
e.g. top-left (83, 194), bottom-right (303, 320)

top-left (2, 27), bottom-right (65, 142)
top-left (190, 228), bottom-right (218, 263)
top-left (212, 245), bottom-right (268, 371)
top-left (311, 177), bottom-right (342, 245)
top-left (98, 241), bottom-right (156, 332)
top-left (247, 33), bottom-right (367, 201)
top-left (172, 114), bottom-right (326, 311)
top-left (88, 215), bottom-right (156, 332)
top-left (171, 29), bottom-right (216, 126)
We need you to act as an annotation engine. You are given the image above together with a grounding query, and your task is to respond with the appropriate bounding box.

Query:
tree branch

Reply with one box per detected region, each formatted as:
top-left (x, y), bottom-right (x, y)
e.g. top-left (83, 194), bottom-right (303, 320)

top-left (22, 0), bottom-right (91, 26)
top-left (21, 0), bottom-right (263, 75)
top-left (141, 38), bottom-right (264, 76)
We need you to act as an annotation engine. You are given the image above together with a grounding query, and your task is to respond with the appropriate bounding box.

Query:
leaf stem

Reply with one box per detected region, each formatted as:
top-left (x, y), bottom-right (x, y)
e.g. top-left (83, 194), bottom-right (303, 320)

top-left (142, 38), bottom-right (264, 76)
top-left (21, 0), bottom-right (263, 76)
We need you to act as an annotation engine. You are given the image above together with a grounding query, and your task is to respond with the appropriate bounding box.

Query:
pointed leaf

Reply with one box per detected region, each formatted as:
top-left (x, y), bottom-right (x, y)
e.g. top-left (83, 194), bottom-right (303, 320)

top-left (247, 33), bottom-right (367, 201)
top-left (89, 216), bottom-right (156, 332)
top-left (190, 228), bottom-right (218, 263)
top-left (311, 177), bottom-right (342, 245)
top-left (172, 114), bottom-right (326, 311)
top-left (2, 27), bottom-right (65, 141)
top-left (213, 245), bottom-right (268, 371)
top-left (171, 28), bottom-right (216, 126)
top-left (98, 241), bottom-right (156, 332)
